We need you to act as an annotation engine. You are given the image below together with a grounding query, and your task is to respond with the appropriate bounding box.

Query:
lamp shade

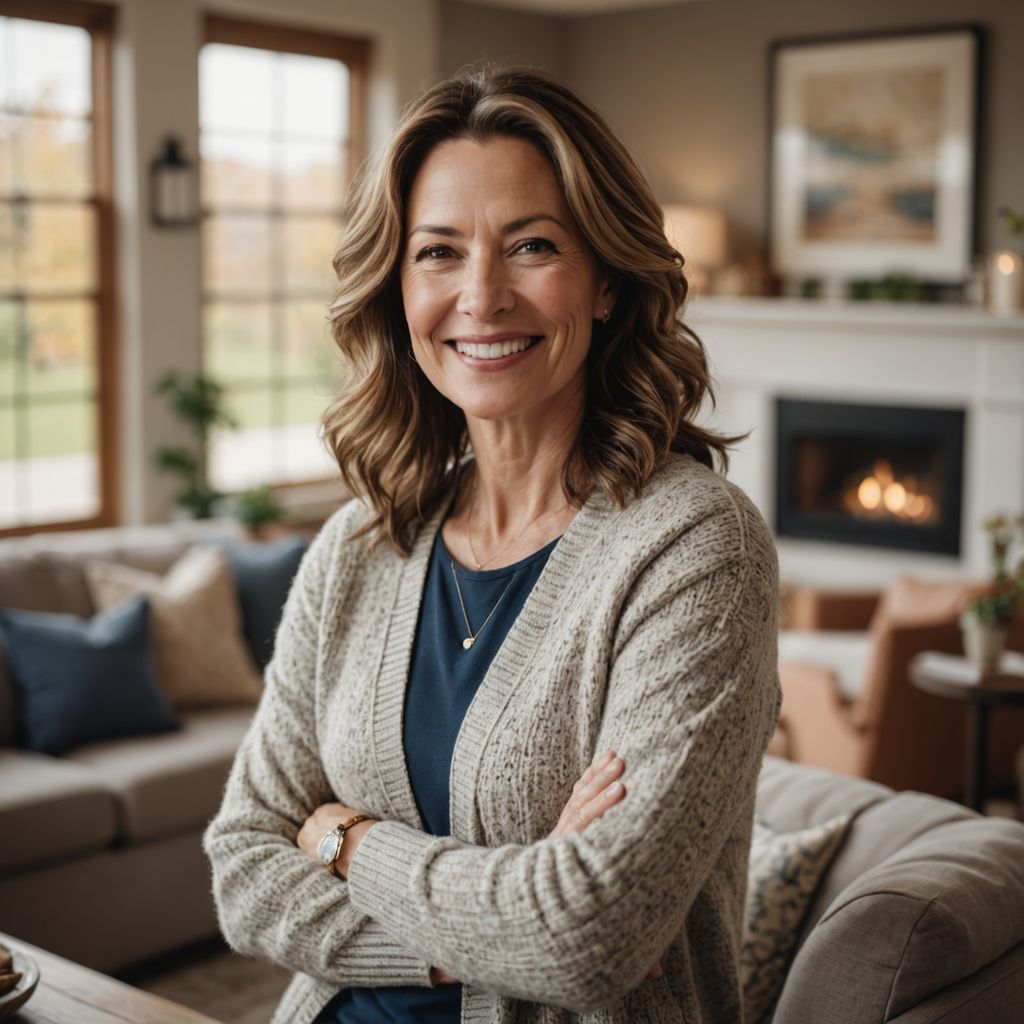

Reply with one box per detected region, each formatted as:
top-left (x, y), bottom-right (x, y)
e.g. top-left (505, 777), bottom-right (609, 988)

top-left (662, 204), bottom-right (727, 269)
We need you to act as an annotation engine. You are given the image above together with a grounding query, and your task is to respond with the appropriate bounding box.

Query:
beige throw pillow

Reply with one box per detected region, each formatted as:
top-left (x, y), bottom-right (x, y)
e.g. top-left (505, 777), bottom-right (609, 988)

top-left (86, 546), bottom-right (263, 710)
top-left (741, 814), bottom-right (852, 1024)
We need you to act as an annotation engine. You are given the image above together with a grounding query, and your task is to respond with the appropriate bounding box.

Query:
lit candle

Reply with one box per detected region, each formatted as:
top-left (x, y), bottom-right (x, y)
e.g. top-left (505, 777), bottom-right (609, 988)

top-left (987, 250), bottom-right (1024, 316)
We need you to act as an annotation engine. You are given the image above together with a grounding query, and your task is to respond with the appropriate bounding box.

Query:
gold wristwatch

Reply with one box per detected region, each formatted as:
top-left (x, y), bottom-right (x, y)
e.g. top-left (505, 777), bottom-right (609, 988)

top-left (317, 814), bottom-right (372, 877)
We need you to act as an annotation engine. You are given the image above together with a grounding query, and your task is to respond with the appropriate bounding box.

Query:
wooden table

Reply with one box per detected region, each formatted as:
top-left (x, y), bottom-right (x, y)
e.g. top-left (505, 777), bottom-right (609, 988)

top-left (0, 933), bottom-right (223, 1024)
top-left (910, 651), bottom-right (1024, 812)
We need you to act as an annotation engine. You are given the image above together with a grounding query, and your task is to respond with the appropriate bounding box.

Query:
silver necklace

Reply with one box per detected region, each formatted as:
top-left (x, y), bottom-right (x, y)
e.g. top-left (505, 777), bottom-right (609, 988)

top-left (464, 468), bottom-right (570, 571)
top-left (449, 559), bottom-right (518, 651)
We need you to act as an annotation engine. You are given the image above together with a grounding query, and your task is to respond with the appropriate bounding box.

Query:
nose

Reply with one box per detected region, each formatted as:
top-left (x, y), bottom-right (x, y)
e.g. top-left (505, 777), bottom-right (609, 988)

top-left (456, 250), bottom-right (514, 321)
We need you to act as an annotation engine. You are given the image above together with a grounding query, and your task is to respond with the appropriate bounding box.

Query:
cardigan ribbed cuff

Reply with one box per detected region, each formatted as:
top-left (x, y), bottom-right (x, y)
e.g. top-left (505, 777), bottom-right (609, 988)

top-left (331, 917), bottom-right (434, 987)
top-left (347, 820), bottom-right (439, 931)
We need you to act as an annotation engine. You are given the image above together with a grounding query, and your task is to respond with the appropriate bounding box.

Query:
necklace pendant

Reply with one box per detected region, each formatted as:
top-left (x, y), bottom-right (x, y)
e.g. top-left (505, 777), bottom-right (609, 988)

top-left (463, 637), bottom-right (475, 650)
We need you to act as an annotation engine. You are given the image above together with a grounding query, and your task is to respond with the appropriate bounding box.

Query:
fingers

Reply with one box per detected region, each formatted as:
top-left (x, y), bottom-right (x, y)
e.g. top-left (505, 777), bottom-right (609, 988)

top-left (646, 960), bottom-right (663, 979)
top-left (574, 749), bottom-right (615, 791)
top-left (552, 751), bottom-right (626, 837)
top-left (573, 750), bottom-right (621, 802)
top-left (580, 761), bottom-right (625, 827)
top-left (430, 967), bottom-right (460, 985)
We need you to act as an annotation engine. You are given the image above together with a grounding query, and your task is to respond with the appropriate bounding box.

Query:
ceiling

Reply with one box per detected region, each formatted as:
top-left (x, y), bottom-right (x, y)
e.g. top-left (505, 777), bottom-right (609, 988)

top-left (457, 0), bottom-right (704, 17)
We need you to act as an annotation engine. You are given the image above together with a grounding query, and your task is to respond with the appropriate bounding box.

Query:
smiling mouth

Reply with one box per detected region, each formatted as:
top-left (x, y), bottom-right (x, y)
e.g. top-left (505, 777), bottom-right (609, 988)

top-left (448, 336), bottom-right (543, 360)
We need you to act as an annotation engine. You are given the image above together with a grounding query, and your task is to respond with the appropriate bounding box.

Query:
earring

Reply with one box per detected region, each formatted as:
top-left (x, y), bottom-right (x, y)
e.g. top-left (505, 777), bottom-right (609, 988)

top-left (601, 310), bottom-right (611, 324)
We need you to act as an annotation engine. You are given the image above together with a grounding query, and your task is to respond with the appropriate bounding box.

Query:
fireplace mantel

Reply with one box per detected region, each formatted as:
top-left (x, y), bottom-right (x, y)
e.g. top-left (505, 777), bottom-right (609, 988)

top-left (687, 297), bottom-right (1024, 587)
top-left (688, 296), bottom-right (1024, 337)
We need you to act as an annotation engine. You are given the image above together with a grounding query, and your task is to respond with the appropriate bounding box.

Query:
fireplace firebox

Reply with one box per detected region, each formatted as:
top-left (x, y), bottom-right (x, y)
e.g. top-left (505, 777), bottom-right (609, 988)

top-left (775, 398), bottom-right (965, 556)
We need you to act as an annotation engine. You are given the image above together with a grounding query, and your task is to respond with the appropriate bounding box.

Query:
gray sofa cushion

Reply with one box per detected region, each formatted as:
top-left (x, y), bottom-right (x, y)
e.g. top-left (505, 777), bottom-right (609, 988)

top-left (772, 799), bottom-right (1024, 1022)
top-left (803, 790), bottom-right (973, 944)
top-left (757, 758), bottom-right (979, 947)
top-left (891, 941), bottom-right (1024, 1023)
top-left (63, 707), bottom-right (254, 842)
top-left (0, 749), bottom-right (117, 873)
top-left (0, 550), bottom-right (84, 615)
top-left (758, 756), bottom-right (889, 830)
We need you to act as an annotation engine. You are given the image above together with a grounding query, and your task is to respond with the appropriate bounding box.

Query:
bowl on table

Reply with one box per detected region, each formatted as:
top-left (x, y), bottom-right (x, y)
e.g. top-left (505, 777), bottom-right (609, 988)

top-left (0, 941), bottom-right (40, 1019)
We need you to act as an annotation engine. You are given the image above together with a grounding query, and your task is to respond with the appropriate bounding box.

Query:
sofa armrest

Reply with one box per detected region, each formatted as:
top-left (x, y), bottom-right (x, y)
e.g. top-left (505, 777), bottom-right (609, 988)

top-left (888, 940), bottom-right (1024, 1024)
top-left (773, 815), bottom-right (1024, 1024)
top-left (789, 588), bottom-right (880, 631)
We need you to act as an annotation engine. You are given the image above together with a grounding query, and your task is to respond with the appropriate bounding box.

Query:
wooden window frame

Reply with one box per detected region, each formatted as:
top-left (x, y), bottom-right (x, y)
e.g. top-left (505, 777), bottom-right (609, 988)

top-left (201, 15), bottom-right (369, 494)
top-left (0, 0), bottom-right (119, 538)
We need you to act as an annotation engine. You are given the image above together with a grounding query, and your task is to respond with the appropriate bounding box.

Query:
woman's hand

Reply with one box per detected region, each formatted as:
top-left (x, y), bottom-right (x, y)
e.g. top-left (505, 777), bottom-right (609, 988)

top-left (549, 749), bottom-right (626, 839)
top-left (432, 751), bottom-right (663, 986)
top-left (296, 802), bottom-right (379, 880)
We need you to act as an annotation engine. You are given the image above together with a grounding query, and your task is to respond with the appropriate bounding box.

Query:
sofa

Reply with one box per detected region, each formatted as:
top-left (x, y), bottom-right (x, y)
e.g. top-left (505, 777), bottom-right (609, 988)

top-left (2, 523), bottom-right (1024, 1024)
top-left (0, 519), bottom-right (261, 972)
top-left (759, 756), bottom-right (1024, 1023)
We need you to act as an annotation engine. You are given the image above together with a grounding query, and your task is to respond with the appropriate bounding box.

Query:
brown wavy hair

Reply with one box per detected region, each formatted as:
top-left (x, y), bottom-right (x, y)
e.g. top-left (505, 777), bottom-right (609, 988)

top-left (323, 65), bottom-right (743, 555)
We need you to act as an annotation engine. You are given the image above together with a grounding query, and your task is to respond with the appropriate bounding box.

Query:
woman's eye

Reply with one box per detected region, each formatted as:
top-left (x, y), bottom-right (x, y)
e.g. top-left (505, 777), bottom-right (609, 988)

top-left (415, 245), bottom-right (452, 261)
top-left (514, 238), bottom-right (555, 255)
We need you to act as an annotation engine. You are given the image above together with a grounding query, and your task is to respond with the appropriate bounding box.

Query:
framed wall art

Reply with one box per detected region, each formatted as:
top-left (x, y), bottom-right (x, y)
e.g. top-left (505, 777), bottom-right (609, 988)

top-left (768, 26), bottom-right (982, 284)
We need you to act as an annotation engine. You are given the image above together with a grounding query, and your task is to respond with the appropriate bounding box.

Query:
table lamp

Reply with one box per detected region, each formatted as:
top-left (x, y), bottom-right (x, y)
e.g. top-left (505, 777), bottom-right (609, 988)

top-left (662, 204), bottom-right (727, 295)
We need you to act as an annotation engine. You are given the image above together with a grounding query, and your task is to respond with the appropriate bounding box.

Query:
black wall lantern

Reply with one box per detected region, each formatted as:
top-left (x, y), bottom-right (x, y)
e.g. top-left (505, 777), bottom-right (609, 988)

top-left (149, 136), bottom-right (199, 228)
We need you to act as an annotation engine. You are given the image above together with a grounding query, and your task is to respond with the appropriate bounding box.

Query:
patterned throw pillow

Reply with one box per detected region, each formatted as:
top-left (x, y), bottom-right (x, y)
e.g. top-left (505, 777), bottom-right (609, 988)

top-left (85, 546), bottom-right (263, 710)
top-left (741, 814), bottom-right (852, 1024)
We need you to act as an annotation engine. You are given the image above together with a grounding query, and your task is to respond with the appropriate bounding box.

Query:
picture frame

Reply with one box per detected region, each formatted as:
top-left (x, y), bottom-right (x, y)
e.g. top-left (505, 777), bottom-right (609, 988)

top-left (768, 26), bottom-right (982, 285)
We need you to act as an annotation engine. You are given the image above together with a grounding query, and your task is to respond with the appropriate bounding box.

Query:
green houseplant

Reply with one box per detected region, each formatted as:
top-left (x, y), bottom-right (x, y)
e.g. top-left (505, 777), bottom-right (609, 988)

top-left (998, 205), bottom-right (1024, 241)
top-left (233, 484), bottom-right (286, 537)
top-left (960, 514), bottom-right (1024, 674)
top-left (153, 371), bottom-right (236, 519)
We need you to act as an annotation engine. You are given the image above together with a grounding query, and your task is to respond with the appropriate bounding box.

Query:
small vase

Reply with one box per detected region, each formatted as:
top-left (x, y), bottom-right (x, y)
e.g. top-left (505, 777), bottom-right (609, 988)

top-left (961, 618), bottom-right (1008, 677)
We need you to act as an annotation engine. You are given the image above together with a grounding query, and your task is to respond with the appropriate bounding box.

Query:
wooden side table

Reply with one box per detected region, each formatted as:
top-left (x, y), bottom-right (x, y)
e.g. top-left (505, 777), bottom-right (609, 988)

top-left (0, 931), bottom-right (223, 1023)
top-left (910, 651), bottom-right (1024, 812)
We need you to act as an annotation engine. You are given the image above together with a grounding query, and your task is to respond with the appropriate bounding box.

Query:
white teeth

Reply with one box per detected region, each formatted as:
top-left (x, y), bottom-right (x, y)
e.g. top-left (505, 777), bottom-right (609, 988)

top-left (454, 336), bottom-right (537, 359)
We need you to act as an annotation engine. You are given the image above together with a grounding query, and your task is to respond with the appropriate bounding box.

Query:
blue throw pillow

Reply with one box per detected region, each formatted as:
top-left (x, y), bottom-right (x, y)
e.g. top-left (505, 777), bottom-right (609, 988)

top-left (0, 598), bottom-right (180, 755)
top-left (223, 535), bottom-right (307, 669)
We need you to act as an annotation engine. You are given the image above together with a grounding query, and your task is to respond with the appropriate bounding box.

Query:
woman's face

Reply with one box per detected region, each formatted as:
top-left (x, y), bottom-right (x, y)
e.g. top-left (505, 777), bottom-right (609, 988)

top-left (400, 135), bottom-right (614, 428)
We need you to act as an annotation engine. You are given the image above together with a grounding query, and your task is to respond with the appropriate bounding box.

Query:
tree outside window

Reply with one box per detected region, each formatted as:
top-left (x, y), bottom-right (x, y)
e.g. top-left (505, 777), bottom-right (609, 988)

top-left (0, 3), bottom-right (116, 535)
top-left (200, 18), bottom-right (368, 493)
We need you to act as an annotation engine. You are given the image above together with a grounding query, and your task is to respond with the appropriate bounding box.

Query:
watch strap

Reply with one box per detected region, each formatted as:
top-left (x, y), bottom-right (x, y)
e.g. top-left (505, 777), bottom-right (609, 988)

top-left (323, 814), bottom-right (373, 876)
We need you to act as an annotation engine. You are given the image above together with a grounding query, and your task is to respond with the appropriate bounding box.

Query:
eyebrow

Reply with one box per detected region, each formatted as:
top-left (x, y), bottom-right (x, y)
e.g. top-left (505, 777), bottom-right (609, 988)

top-left (407, 213), bottom-right (566, 239)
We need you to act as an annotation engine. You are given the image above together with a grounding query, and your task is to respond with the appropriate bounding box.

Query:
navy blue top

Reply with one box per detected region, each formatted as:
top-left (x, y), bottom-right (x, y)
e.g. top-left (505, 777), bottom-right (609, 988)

top-left (314, 524), bottom-right (560, 1023)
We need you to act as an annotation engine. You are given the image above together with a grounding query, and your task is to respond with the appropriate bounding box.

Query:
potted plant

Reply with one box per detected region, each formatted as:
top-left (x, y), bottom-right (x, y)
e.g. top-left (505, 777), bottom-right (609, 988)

top-left (960, 514), bottom-right (1024, 675)
top-left (233, 485), bottom-right (288, 540)
top-left (999, 205), bottom-right (1024, 241)
top-left (153, 371), bottom-right (236, 519)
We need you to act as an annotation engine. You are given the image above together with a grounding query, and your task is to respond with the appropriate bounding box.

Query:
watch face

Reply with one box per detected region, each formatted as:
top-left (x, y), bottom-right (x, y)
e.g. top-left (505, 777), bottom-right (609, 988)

top-left (317, 831), bottom-right (341, 865)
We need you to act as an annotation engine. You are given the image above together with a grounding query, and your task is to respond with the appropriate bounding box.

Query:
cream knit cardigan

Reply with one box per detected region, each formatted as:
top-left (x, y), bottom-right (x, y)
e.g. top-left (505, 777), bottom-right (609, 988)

top-left (203, 452), bottom-right (781, 1024)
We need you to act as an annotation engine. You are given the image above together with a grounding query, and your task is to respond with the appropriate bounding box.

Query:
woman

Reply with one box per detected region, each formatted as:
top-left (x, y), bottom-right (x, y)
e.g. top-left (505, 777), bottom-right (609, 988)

top-left (204, 66), bottom-right (780, 1024)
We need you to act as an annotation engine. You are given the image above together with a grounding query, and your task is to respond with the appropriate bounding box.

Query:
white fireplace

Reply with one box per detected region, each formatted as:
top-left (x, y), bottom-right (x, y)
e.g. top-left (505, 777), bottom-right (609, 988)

top-left (688, 297), bottom-right (1024, 589)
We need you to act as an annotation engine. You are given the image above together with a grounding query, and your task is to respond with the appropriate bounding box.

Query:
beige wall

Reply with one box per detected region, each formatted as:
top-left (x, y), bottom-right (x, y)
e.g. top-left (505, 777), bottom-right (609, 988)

top-left (439, 0), bottom-right (567, 77)
top-left (566, 0), bottom-right (1024, 260)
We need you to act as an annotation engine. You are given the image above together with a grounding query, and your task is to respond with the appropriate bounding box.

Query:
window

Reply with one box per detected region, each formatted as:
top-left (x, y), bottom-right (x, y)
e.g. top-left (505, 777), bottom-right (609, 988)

top-left (200, 17), bottom-right (368, 492)
top-left (0, 1), bottom-right (117, 535)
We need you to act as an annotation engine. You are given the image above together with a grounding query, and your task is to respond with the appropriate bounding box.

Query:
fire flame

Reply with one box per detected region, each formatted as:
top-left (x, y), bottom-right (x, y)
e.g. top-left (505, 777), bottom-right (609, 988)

top-left (843, 460), bottom-right (938, 524)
